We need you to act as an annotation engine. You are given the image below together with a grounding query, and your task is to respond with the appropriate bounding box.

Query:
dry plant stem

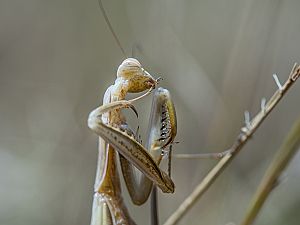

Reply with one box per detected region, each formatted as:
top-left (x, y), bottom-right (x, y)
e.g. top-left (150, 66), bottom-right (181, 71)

top-left (240, 117), bottom-right (300, 225)
top-left (164, 64), bottom-right (300, 225)
top-left (151, 186), bottom-right (159, 225)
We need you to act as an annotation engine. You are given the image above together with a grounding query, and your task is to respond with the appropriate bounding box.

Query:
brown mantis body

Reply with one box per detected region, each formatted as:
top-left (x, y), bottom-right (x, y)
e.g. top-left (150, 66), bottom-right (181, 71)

top-left (88, 58), bottom-right (177, 224)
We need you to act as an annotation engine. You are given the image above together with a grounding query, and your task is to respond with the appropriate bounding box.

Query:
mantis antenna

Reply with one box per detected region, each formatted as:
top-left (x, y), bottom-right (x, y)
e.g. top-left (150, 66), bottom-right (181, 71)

top-left (98, 0), bottom-right (127, 57)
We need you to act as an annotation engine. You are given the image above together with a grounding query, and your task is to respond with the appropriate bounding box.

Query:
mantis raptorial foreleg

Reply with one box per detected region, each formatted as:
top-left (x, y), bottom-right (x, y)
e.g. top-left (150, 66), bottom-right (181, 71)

top-left (118, 87), bottom-right (177, 205)
top-left (88, 95), bottom-right (175, 193)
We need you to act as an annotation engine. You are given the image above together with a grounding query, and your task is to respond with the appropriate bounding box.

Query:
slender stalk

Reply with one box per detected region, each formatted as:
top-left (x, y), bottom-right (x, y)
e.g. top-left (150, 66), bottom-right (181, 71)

top-left (164, 64), bottom-right (300, 225)
top-left (240, 116), bottom-right (300, 225)
top-left (151, 186), bottom-right (159, 225)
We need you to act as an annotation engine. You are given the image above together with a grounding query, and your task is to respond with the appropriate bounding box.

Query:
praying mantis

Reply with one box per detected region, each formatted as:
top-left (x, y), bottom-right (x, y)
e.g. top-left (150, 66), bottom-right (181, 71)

top-left (88, 58), bottom-right (177, 224)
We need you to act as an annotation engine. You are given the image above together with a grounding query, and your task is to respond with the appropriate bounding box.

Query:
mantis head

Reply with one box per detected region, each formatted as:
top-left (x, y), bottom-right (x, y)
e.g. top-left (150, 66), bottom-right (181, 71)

top-left (117, 58), bottom-right (158, 93)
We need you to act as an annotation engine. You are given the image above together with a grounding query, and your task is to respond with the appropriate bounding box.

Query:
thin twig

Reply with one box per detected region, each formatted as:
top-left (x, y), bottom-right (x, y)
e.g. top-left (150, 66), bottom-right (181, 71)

top-left (163, 63), bottom-right (300, 225)
top-left (240, 116), bottom-right (300, 225)
top-left (151, 186), bottom-right (159, 225)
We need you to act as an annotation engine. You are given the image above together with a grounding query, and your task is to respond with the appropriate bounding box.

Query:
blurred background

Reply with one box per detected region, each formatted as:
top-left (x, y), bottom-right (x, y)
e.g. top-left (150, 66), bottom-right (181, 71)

top-left (1, 0), bottom-right (300, 224)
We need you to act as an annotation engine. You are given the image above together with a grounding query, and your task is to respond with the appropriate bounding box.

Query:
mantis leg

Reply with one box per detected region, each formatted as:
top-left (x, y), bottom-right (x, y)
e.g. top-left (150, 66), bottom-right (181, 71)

top-left (173, 150), bottom-right (231, 159)
top-left (90, 86), bottom-right (138, 225)
top-left (91, 145), bottom-right (136, 225)
top-left (119, 88), bottom-right (177, 205)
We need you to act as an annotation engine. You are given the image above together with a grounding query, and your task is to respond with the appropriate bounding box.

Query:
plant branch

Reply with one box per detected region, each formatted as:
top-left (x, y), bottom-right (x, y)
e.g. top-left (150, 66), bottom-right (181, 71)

top-left (163, 63), bottom-right (300, 225)
top-left (240, 116), bottom-right (300, 225)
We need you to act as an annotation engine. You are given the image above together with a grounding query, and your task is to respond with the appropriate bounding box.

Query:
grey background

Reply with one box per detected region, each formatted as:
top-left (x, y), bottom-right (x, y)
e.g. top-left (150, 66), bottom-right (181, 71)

top-left (1, 0), bottom-right (300, 224)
